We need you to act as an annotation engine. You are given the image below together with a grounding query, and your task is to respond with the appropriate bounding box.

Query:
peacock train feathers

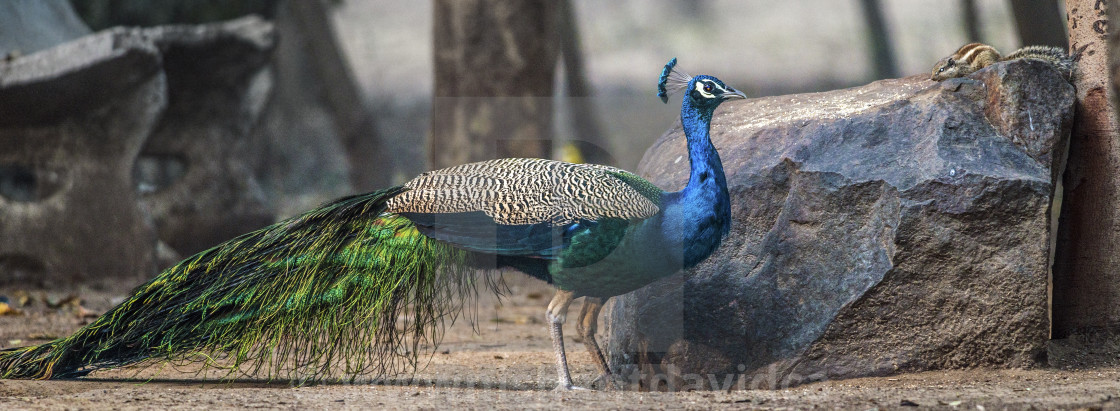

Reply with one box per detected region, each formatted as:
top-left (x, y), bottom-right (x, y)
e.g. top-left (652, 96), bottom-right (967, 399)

top-left (0, 187), bottom-right (494, 382)
top-left (0, 59), bottom-right (744, 390)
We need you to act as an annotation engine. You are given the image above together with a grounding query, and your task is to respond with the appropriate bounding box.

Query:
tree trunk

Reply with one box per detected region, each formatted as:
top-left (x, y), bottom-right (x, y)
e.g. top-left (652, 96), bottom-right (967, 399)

top-left (1053, 0), bottom-right (1120, 337)
top-left (858, 0), bottom-right (899, 79)
top-left (430, 0), bottom-right (559, 169)
top-left (558, 0), bottom-right (613, 166)
top-left (960, 0), bottom-right (982, 42)
top-left (283, 0), bottom-right (391, 191)
top-left (1009, 0), bottom-right (1068, 47)
top-left (1109, 0), bottom-right (1120, 114)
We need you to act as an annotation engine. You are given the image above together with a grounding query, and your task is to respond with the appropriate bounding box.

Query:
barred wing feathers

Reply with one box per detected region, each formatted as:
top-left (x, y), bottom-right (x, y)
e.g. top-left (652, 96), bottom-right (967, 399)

top-left (387, 158), bottom-right (661, 225)
top-left (386, 158), bottom-right (663, 258)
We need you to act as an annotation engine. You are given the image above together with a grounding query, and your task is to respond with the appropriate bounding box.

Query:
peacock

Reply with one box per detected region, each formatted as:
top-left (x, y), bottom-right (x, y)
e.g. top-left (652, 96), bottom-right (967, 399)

top-left (0, 58), bottom-right (743, 390)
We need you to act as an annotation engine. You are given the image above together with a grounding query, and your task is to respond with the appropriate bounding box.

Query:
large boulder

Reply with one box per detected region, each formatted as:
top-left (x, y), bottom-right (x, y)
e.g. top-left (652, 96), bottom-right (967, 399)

top-left (134, 17), bottom-right (277, 257)
top-left (0, 17), bottom-right (278, 286)
top-left (606, 60), bottom-right (1074, 390)
top-left (0, 30), bottom-right (165, 287)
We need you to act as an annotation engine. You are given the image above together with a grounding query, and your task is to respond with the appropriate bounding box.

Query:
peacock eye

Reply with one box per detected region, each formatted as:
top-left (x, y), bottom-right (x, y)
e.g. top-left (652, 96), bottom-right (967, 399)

top-left (703, 83), bottom-right (713, 92)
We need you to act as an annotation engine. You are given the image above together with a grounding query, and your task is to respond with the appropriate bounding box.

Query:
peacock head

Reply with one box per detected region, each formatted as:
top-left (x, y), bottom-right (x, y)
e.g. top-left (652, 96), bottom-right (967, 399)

top-left (657, 58), bottom-right (746, 111)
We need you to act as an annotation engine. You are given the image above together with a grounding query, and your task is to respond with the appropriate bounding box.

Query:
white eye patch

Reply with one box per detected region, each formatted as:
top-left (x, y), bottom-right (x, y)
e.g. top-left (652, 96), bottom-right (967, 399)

top-left (694, 81), bottom-right (721, 99)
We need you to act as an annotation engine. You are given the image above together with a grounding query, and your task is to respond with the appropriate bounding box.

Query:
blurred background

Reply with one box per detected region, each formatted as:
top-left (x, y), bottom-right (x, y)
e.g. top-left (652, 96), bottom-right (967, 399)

top-left (330, 0), bottom-right (1044, 196)
top-left (66, 0), bottom-right (1064, 210)
top-left (0, 0), bottom-right (1068, 286)
top-left (336, 0), bottom-right (1047, 180)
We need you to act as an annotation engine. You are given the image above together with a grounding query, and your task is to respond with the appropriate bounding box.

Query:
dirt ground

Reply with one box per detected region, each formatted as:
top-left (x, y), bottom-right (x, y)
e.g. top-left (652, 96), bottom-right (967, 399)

top-left (1, 276), bottom-right (1119, 410)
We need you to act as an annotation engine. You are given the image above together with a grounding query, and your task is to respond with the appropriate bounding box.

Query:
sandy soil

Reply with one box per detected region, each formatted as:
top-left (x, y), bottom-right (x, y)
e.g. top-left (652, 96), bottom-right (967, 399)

top-left (1, 276), bottom-right (1119, 410)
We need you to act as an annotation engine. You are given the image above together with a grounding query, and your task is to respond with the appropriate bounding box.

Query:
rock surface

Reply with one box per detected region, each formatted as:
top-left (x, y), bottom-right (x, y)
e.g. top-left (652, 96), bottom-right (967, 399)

top-left (606, 60), bottom-right (1074, 389)
top-left (134, 17), bottom-right (276, 256)
top-left (0, 30), bottom-right (165, 286)
top-left (0, 17), bottom-right (278, 284)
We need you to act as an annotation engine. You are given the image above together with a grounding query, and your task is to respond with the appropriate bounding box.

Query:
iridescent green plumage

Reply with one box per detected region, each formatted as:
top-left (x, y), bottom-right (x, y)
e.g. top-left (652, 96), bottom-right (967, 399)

top-left (0, 187), bottom-right (497, 382)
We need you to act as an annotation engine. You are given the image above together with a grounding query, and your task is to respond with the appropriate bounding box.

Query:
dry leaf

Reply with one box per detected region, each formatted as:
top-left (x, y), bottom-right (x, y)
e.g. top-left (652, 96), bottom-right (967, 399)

top-left (45, 294), bottom-right (80, 309)
top-left (0, 302), bottom-right (23, 316)
top-left (76, 304), bottom-right (100, 318)
top-left (11, 290), bottom-right (31, 306)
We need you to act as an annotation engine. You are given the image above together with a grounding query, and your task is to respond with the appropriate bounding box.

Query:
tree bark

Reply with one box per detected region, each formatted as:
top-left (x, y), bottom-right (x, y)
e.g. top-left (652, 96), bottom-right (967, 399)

top-left (558, 0), bottom-right (613, 166)
top-left (430, 0), bottom-right (559, 169)
top-left (858, 0), bottom-right (899, 79)
top-left (961, 0), bottom-right (982, 42)
top-left (1053, 0), bottom-right (1120, 337)
top-left (282, 0), bottom-right (391, 191)
top-left (1109, 0), bottom-right (1120, 115)
top-left (1009, 0), bottom-right (1068, 47)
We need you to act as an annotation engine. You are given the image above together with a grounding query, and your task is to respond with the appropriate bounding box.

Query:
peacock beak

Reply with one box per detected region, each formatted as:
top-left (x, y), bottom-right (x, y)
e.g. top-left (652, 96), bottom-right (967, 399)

top-left (724, 89), bottom-right (747, 100)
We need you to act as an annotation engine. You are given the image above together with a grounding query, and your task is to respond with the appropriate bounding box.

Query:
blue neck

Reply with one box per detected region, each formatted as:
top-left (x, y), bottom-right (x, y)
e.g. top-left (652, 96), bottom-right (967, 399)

top-left (670, 97), bottom-right (732, 267)
top-left (680, 98), bottom-right (726, 193)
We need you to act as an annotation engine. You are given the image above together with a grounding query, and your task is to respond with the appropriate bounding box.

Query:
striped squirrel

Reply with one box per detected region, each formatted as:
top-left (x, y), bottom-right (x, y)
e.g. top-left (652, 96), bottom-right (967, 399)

top-left (930, 43), bottom-right (1075, 81)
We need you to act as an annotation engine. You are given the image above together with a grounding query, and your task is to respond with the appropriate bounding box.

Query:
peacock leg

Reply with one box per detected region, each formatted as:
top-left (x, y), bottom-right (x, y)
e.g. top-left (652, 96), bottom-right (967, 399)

top-left (576, 297), bottom-right (621, 389)
top-left (546, 289), bottom-right (585, 391)
top-left (573, 295), bottom-right (609, 389)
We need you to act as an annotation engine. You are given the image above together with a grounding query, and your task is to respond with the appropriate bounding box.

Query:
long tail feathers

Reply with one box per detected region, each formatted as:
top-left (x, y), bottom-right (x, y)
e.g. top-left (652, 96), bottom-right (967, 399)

top-left (0, 186), bottom-right (500, 382)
